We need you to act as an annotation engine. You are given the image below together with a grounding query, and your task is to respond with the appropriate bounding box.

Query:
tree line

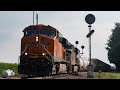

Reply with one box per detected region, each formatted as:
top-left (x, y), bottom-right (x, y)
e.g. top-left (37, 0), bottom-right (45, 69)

top-left (106, 22), bottom-right (120, 71)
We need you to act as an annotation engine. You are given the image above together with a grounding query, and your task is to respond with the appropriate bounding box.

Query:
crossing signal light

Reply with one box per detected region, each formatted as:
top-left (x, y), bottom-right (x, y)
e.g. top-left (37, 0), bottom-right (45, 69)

top-left (86, 30), bottom-right (94, 38)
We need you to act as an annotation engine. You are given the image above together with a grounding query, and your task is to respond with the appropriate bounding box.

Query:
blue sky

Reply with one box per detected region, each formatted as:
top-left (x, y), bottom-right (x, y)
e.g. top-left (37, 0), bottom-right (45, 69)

top-left (0, 11), bottom-right (119, 66)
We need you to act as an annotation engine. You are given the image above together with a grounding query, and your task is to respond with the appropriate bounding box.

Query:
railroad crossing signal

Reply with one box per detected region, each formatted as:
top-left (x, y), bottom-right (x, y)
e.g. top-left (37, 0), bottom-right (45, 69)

top-left (86, 30), bottom-right (95, 38)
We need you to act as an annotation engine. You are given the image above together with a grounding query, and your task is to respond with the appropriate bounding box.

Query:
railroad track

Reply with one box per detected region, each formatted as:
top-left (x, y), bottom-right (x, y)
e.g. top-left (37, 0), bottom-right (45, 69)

top-left (0, 72), bottom-right (87, 79)
top-left (20, 73), bottom-right (70, 79)
top-left (20, 72), bottom-right (87, 79)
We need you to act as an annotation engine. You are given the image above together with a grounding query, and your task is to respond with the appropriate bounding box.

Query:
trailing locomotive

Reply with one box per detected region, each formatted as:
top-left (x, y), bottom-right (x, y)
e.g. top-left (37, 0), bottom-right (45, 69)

top-left (18, 24), bottom-right (89, 77)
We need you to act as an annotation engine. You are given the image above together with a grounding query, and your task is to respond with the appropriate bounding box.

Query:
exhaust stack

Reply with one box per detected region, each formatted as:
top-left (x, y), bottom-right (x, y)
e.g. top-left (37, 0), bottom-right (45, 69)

top-left (33, 11), bottom-right (38, 25)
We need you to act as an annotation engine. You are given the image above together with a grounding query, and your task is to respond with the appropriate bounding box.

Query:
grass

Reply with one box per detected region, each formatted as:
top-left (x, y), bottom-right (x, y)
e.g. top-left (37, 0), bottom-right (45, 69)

top-left (94, 72), bottom-right (120, 79)
top-left (0, 62), bottom-right (19, 76)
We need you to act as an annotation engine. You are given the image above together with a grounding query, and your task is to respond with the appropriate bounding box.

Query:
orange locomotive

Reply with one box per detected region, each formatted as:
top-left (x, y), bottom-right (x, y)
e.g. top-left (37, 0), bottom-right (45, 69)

top-left (18, 24), bottom-right (80, 76)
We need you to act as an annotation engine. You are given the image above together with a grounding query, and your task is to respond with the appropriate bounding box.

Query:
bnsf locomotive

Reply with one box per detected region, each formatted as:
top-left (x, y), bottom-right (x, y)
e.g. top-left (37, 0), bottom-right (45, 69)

top-left (18, 24), bottom-right (89, 77)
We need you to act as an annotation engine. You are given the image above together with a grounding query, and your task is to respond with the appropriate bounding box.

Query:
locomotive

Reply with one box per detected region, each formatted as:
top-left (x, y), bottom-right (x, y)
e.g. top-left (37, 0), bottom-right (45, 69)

top-left (18, 24), bottom-right (89, 77)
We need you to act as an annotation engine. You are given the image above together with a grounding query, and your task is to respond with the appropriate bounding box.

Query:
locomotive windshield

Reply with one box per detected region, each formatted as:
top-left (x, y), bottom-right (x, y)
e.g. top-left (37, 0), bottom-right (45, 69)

top-left (23, 29), bottom-right (56, 39)
top-left (41, 29), bottom-right (55, 38)
top-left (24, 30), bottom-right (39, 36)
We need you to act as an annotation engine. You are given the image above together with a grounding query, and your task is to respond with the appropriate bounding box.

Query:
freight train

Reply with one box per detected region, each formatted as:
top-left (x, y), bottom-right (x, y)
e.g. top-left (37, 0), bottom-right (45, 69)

top-left (18, 24), bottom-right (89, 77)
top-left (92, 58), bottom-right (112, 72)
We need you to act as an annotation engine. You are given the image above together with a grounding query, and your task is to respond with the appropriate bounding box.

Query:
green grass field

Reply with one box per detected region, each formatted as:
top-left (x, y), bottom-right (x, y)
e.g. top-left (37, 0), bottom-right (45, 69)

top-left (0, 62), bottom-right (18, 76)
top-left (94, 72), bottom-right (120, 79)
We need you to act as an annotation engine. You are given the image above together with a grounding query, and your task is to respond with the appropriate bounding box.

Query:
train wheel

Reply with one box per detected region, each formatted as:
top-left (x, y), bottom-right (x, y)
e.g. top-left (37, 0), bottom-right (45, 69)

top-left (72, 65), bottom-right (74, 73)
top-left (28, 75), bottom-right (34, 78)
top-left (56, 64), bottom-right (60, 75)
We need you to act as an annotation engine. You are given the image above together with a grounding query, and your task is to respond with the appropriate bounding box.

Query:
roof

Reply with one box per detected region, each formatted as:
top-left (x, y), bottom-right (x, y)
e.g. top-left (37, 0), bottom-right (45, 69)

top-left (23, 24), bottom-right (57, 32)
top-left (91, 58), bottom-right (111, 66)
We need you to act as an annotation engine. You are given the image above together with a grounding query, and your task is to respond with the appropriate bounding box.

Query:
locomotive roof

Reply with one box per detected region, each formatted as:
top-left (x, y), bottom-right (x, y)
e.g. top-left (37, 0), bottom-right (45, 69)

top-left (23, 24), bottom-right (58, 32)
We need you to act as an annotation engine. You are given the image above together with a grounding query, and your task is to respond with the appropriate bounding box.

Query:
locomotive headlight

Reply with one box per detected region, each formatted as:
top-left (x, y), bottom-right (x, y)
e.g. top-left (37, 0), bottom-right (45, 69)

top-left (25, 53), bottom-right (27, 55)
top-left (42, 53), bottom-right (45, 56)
top-left (36, 36), bottom-right (38, 41)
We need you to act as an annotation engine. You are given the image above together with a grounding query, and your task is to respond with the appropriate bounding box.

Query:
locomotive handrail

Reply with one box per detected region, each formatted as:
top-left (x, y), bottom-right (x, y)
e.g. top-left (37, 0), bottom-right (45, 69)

top-left (20, 44), bottom-right (29, 56)
top-left (40, 44), bottom-right (55, 64)
top-left (18, 45), bottom-right (29, 64)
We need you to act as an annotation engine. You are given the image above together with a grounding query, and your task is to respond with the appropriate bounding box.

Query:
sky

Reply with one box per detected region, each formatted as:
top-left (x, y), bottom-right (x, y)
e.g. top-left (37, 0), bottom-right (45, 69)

top-left (0, 11), bottom-right (119, 66)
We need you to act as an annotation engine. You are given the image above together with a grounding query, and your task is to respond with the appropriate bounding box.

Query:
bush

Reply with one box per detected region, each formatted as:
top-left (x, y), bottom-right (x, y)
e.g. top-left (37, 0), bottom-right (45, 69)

top-left (0, 62), bottom-right (18, 76)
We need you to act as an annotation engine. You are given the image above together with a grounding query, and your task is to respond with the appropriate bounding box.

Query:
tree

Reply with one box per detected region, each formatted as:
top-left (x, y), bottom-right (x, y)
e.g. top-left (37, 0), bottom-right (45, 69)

top-left (106, 22), bottom-right (120, 71)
